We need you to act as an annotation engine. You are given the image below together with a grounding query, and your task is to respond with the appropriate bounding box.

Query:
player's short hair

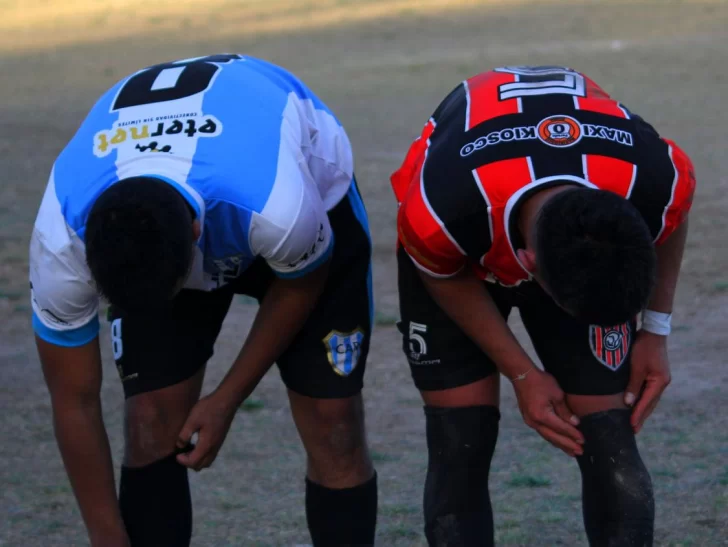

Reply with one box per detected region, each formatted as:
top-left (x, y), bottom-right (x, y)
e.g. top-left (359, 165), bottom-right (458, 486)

top-left (535, 187), bottom-right (656, 326)
top-left (85, 177), bottom-right (195, 313)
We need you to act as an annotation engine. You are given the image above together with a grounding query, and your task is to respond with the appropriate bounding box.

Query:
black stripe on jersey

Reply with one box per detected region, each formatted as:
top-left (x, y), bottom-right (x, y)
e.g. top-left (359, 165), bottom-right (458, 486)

top-left (431, 82), bottom-right (467, 126)
top-left (626, 115), bottom-right (675, 239)
top-left (423, 85), bottom-right (493, 259)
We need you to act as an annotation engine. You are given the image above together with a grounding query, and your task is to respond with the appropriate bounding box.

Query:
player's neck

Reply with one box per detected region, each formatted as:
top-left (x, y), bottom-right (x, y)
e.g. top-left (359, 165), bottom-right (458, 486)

top-left (518, 185), bottom-right (577, 248)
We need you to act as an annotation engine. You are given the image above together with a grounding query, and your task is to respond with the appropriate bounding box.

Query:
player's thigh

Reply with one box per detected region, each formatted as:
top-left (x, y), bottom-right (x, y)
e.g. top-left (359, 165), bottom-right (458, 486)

top-left (397, 247), bottom-right (508, 408)
top-left (277, 181), bottom-right (372, 401)
top-left (518, 283), bottom-right (634, 414)
top-left (277, 182), bottom-right (374, 482)
top-left (109, 288), bottom-right (234, 464)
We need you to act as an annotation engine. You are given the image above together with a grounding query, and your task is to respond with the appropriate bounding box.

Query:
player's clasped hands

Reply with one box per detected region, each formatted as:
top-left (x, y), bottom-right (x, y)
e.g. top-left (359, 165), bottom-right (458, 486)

top-left (512, 368), bottom-right (584, 457)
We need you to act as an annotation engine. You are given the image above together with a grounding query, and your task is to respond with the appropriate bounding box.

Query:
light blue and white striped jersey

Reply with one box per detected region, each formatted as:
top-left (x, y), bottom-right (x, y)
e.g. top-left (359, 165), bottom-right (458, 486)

top-left (30, 54), bottom-right (354, 347)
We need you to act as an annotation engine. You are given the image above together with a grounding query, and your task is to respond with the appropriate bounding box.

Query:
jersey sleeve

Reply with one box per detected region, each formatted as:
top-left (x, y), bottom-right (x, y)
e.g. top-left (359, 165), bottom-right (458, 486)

top-left (249, 173), bottom-right (334, 278)
top-left (656, 139), bottom-right (696, 245)
top-left (29, 177), bottom-right (100, 346)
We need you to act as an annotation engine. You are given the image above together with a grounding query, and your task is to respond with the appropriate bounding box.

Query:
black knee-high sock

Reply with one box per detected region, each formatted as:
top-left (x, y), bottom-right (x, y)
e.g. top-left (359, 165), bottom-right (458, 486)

top-left (119, 452), bottom-right (192, 547)
top-left (306, 472), bottom-right (378, 546)
top-left (576, 409), bottom-right (654, 547)
top-left (423, 405), bottom-right (500, 547)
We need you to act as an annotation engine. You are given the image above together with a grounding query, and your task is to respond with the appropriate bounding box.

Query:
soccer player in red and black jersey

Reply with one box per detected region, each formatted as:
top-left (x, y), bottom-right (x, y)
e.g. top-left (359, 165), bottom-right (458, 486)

top-left (392, 66), bottom-right (695, 546)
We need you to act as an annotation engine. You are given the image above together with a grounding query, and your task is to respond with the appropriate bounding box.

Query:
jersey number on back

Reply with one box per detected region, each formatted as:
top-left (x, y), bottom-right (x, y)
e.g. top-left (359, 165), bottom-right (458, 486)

top-left (494, 66), bottom-right (586, 100)
top-left (112, 54), bottom-right (242, 110)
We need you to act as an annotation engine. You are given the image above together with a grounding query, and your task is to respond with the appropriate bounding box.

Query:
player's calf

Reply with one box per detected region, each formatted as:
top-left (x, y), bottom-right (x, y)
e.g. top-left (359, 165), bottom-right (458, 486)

top-left (289, 391), bottom-right (377, 546)
top-left (576, 408), bottom-right (654, 547)
top-left (120, 372), bottom-right (204, 547)
top-left (423, 405), bottom-right (500, 547)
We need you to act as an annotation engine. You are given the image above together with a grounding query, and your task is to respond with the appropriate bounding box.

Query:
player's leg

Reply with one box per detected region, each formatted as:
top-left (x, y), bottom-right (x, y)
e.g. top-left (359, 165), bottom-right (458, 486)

top-left (519, 285), bottom-right (653, 547)
top-left (110, 288), bottom-right (233, 547)
top-left (398, 248), bottom-right (510, 547)
top-left (277, 181), bottom-right (376, 546)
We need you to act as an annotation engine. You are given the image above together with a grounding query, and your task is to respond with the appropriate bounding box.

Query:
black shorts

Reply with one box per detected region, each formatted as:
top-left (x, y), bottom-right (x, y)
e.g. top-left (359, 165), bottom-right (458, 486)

top-left (110, 183), bottom-right (372, 399)
top-left (397, 248), bottom-right (634, 395)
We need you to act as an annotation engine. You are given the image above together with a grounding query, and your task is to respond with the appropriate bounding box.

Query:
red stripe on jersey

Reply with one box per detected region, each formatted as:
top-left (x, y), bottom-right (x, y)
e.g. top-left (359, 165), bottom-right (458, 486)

top-left (391, 119), bottom-right (436, 204)
top-left (474, 157), bottom-right (533, 284)
top-left (656, 139), bottom-right (696, 245)
top-left (621, 323), bottom-right (629, 356)
top-left (465, 71), bottom-right (520, 130)
top-left (584, 155), bottom-right (636, 198)
top-left (575, 76), bottom-right (628, 118)
top-left (397, 153), bottom-right (466, 277)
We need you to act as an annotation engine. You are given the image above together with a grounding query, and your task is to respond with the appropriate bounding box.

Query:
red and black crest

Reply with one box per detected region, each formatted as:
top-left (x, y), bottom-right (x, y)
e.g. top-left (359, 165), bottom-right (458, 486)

top-left (589, 323), bottom-right (631, 370)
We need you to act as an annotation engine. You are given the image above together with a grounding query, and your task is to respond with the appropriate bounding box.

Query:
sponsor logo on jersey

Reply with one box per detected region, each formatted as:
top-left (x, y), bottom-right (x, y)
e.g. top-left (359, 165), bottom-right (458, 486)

top-left (460, 126), bottom-right (537, 157)
top-left (589, 322), bottom-right (631, 370)
top-left (460, 115), bottom-right (633, 157)
top-left (93, 113), bottom-right (222, 158)
top-left (323, 329), bottom-right (365, 377)
top-left (537, 115), bottom-right (582, 147)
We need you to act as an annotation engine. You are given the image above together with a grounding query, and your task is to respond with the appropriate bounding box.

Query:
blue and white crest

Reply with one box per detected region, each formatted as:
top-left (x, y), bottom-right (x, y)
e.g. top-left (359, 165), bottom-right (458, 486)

top-left (323, 329), bottom-right (365, 377)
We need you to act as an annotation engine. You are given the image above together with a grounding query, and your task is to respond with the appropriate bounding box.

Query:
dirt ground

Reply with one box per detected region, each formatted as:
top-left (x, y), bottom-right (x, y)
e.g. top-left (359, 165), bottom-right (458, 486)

top-left (1, 0), bottom-right (727, 545)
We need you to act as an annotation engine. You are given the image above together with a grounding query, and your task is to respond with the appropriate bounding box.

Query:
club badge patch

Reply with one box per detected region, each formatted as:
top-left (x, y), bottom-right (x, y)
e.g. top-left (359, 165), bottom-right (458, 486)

top-left (323, 329), bottom-right (365, 377)
top-left (589, 323), bottom-right (631, 371)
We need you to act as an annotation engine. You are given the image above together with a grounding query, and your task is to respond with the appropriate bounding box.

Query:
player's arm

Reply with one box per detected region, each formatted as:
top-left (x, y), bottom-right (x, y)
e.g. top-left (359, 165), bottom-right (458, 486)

top-left (30, 210), bottom-right (128, 545)
top-left (415, 266), bottom-right (583, 455)
top-left (37, 337), bottom-right (129, 546)
top-left (625, 140), bottom-right (696, 432)
top-left (397, 206), bottom-right (583, 455)
top-left (177, 179), bottom-right (334, 470)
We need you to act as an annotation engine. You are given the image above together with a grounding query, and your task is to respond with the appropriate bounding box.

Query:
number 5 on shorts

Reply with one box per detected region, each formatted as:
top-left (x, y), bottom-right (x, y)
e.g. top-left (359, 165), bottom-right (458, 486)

top-left (409, 322), bottom-right (428, 356)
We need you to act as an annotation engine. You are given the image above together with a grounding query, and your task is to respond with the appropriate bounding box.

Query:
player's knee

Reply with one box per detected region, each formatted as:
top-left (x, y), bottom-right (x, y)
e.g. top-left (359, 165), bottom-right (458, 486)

top-left (124, 398), bottom-right (180, 466)
top-left (304, 400), bottom-right (371, 485)
top-left (578, 409), bottom-right (654, 522)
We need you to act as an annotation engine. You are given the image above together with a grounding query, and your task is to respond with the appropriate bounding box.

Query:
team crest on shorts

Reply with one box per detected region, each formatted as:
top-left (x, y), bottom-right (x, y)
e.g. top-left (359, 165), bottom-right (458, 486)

top-left (589, 323), bottom-right (631, 371)
top-left (323, 329), bottom-right (365, 377)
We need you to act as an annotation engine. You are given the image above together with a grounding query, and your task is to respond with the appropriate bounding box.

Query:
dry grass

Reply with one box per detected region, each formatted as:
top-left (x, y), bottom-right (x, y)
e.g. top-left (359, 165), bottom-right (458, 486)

top-left (1, 0), bottom-right (728, 545)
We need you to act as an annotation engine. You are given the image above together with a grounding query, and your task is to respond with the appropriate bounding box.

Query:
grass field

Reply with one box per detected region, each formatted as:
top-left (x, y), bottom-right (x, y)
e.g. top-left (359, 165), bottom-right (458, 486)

top-left (1, 1), bottom-right (727, 545)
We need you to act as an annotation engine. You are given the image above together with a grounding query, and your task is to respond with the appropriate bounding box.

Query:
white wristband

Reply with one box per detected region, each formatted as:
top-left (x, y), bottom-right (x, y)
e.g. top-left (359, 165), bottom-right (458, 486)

top-left (641, 310), bottom-right (672, 336)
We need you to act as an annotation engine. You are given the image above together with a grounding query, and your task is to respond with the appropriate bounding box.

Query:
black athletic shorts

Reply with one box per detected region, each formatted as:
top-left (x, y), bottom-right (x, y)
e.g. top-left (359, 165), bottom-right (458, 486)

top-left (109, 183), bottom-right (372, 399)
top-left (397, 248), bottom-right (634, 395)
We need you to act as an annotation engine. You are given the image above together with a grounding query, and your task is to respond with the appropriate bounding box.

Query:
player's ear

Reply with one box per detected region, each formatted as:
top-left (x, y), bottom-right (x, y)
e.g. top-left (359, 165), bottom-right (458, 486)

top-left (192, 219), bottom-right (201, 240)
top-left (516, 248), bottom-right (537, 274)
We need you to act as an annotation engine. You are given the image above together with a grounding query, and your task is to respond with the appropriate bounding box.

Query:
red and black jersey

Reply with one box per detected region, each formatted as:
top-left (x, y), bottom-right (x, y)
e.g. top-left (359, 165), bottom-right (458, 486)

top-left (392, 65), bottom-right (696, 285)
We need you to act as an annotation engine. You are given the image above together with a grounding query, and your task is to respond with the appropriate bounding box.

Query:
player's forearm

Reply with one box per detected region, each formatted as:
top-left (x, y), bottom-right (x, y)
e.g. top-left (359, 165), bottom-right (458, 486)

top-left (418, 267), bottom-right (536, 380)
top-left (647, 219), bottom-right (689, 314)
top-left (216, 261), bottom-right (331, 405)
top-left (51, 397), bottom-right (128, 544)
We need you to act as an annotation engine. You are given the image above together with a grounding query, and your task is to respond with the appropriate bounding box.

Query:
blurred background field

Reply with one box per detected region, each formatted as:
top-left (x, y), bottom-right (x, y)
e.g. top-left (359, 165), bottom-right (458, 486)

top-left (1, 0), bottom-right (727, 545)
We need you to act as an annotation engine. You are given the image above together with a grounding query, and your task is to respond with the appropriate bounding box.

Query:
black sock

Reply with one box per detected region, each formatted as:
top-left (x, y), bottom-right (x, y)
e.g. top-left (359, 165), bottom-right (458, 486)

top-left (576, 409), bottom-right (654, 547)
top-left (423, 405), bottom-right (500, 547)
top-left (119, 452), bottom-right (192, 547)
top-left (305, 472), bottom-right (378, 546)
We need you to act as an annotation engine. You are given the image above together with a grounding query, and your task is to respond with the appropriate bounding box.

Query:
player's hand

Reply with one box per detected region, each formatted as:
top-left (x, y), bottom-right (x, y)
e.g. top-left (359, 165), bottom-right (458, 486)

top-left (625, 331), bottom-right (671, 434)
top-left (512, 368), bottom-right (584, 457)
top-left (176, 391), bottom-right (238, 471)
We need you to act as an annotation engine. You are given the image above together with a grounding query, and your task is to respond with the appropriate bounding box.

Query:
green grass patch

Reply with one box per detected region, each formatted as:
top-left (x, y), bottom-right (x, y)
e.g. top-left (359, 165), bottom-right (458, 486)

top-left (505, 473), bottom-right (551, 488)
top-left (374, 312), bottom-right (399, 326)
top-left (239, 399), bottom-right (265, 412)
top-left (380, 503), bottom-right (418, 517)
top-left (370, 450), bottom-right (399, 463)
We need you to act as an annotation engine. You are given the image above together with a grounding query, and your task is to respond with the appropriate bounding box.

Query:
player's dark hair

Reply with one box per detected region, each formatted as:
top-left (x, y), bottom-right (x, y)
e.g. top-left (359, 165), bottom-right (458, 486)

top-left (535, 187), bottom-right (656, 326)
top-left (85, 177), bottom-right (195, 313)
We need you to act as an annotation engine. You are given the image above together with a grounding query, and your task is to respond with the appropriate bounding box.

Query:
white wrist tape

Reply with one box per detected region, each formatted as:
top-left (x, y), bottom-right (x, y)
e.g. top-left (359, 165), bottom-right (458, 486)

top-left (641, 310), bottom-right (672, 336)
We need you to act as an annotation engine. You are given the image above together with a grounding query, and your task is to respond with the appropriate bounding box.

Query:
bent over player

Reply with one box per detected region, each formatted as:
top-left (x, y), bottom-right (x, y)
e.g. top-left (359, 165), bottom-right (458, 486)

top-left (392, 66), bottom-right (694, 546)
top-left (30, 54), bottom-right (376, 547)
